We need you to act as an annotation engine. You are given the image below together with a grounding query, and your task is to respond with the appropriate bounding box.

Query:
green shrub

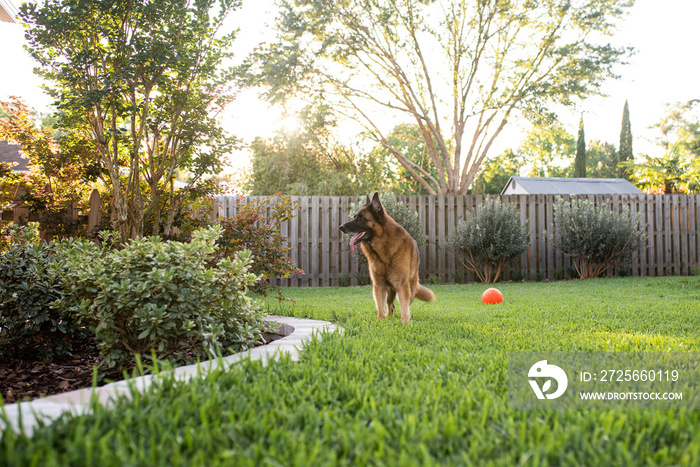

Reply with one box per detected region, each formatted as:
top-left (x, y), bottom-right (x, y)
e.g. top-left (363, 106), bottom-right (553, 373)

top-left (338, 274), bottom-right (352, 287)
top-left (54, 226), bottom-right (269, 373)
top-left (447, 199), bottom-right (529, 283)
top-left (553, 198), bottom-right (647, 279)
top-left (0, 224), bottom-right (85, 361)
top-left (216, 195), bottom-right (302, 300)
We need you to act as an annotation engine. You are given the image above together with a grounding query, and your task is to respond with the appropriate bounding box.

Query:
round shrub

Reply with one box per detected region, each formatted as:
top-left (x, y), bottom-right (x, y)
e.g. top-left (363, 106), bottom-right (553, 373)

top-left (54, 226), bottom-right (269, 373)
top-left (553, 198), bottom-right (647, 279)
top-left (447, 198), bottom-right (529, 283)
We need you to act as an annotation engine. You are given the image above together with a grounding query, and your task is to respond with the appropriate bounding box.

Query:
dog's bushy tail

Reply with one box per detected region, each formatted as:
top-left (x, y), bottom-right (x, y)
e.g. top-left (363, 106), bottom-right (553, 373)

top-left (415, 285), bottom-right (436, 302)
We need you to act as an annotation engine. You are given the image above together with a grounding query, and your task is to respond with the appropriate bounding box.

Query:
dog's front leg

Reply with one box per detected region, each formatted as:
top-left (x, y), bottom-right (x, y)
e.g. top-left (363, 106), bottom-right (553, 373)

top-left (372, 282), bottom-right (388, 320)
top-left (397, 283), bottom-right (412, 323)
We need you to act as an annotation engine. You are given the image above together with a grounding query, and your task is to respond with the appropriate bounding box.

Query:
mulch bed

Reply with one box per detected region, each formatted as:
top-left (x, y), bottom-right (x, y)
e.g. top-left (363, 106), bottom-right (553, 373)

top-left (0, 338), bottom-right (101, 404)
top-left (1, 332), bottom-right (286, 404)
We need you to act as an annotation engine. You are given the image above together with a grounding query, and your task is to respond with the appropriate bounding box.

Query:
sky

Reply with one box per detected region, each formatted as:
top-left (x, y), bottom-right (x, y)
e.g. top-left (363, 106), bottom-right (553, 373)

top-left (1, 0), bottom-right (699, 173)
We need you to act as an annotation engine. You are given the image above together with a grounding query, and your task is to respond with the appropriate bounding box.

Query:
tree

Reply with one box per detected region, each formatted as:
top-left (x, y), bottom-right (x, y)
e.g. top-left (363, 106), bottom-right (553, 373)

top-left (519, 123), bottom-right (575, 178)
top-left (654, 100), bottom-right (700, 161)
top-left (585, 140), bottom-right (618, 178)
top-left (618, 100), bottom-right (633, 179)
top-left (246, 105), bottom-right (395, 195)
top-left (624, 100), bottom-right (700, 194)
top-left (574, 117), bottom-right (587, 177)
top-left (369, 123), bottom-right (441, 194)
top-left (0, 98), bottom-right (100, 237)
top-left (625, 146), bottom-right (685, 194)
top-left (472, 149), bottom-right (521, 194)
top-left (256, 0), bottom-right (634, 194)
top-left (21, 0), bottom-right (242, 242)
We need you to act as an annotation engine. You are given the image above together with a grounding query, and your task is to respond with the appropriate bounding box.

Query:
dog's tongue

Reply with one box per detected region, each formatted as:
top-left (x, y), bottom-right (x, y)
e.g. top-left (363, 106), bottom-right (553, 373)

top-left (349, 232), bottom-right (364, 254)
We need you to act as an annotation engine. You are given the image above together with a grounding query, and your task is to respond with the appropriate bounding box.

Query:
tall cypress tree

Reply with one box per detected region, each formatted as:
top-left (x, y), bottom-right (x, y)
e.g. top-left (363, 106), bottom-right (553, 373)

top-left (574, 116), bottom-right (587, 178)
top-left (619, 100), bottom-right (633, 179)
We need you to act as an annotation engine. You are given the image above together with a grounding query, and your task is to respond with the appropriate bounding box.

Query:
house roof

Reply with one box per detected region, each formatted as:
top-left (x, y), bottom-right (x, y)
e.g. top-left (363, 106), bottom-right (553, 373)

top-left (0, 140), bottom-right (30, 172)
top-left (0, 0), bottom-right (19, 23)
top-left (501, 176), bottom-right (644, 195)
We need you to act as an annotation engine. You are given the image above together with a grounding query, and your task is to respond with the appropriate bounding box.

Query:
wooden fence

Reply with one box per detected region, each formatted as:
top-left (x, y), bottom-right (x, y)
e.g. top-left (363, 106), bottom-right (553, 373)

top-left (214, 194), bottom-right (700, 286)
top-left (1, 187), bottom-right (103, 239)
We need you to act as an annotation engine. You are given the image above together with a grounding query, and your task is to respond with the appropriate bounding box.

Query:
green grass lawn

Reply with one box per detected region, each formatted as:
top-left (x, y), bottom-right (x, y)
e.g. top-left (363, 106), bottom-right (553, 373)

top-left (2, 277), bottom-right (700, 466)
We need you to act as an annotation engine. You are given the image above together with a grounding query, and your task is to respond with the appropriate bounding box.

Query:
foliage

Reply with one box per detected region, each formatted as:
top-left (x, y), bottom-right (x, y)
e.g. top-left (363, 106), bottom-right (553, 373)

top-left (447, 198), bottom-right (529, 283)
top-left (0, 224), bottom-right (85, 361)
top-left (633, 99), bottom-right (700, 193)
top-left (20, 0), bottom-right (242, 242)
top-left (519, 122), bottom-right (575, 178)
top-left (586, 140), bottom-right (619, 178)
top-left (471, 149), bottom-right (522, 195)
top-left (5, 278), bottom-right (700, 465)
top-left (655, 99), bottom-right (700, 155)
top-left (553, 198), bottom-right (647, 279)
top-left (574, 117), bottom-right (587, 178)
top-left (216, 195), bottom-right (302, 300)
top-left (253, 0), bottom-right (633, 194)
top-left (369, 124), bottom-right (441, 195)
top-left (246, 105), bottom-right (395, 196)
top-left (624, 145), bottom-right (689, 194)
top-left (619, 100), bottom-right (634, 179)
top-left (53, 226), bottom-right (268, 373)
top-left (0, 98), bottom-right (99, 238)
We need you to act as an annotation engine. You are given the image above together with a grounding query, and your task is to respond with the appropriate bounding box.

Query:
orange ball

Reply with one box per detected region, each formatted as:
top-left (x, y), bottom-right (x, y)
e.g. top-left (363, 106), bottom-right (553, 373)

top-left (482, 287), bottom-right (503, 304)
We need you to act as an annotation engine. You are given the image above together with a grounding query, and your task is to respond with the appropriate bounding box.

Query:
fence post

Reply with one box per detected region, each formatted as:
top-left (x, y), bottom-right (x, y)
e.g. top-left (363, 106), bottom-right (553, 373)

top-left (87, 189), bottom-right (101, 235)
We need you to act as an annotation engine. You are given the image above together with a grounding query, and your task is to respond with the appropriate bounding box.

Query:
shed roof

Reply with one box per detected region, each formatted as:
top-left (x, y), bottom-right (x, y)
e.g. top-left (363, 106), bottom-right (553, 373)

top-left (0, 141), bottom-right (30, 172)
top-left (501, 176), bottom-right (644, 195)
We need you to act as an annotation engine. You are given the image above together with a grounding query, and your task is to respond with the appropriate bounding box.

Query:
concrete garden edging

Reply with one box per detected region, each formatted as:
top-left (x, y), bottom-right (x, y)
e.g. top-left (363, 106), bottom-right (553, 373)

top-left (1, 315), bottom-right (338, 437)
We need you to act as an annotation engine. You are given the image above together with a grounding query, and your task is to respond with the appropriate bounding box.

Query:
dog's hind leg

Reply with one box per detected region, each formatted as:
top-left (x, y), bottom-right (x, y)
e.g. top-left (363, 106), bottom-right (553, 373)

top-left (373, 282), bottom-right (388, 320)
top-left (386, 287), bottom-right (396, 316)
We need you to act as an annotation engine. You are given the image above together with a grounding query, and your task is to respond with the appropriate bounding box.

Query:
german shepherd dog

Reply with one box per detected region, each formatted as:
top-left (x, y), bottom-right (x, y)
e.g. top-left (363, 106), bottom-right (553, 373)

top-left (340, 193), bottom-right (435, 323)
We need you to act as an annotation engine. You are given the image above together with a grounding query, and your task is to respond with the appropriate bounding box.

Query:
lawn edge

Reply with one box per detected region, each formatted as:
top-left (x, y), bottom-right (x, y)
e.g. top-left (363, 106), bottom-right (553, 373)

top-left (0, 315), bottom-right (339, 438)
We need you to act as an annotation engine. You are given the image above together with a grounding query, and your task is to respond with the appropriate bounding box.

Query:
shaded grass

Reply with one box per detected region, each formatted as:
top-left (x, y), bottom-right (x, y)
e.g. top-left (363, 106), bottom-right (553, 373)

top-left (2, 277), bottom-right (700, 465)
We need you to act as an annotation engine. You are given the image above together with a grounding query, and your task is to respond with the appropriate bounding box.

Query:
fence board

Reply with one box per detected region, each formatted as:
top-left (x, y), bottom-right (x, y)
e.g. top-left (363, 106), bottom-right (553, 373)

top-left (680, 195), bottom-right (689, 276)
top-left (690, 195), bottom-right (698, 273)
top-left (528, 195), bottom-right (537, 277)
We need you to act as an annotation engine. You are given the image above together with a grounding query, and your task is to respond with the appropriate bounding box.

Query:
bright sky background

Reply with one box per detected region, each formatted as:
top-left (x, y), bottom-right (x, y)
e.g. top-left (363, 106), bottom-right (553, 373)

top-left (1, 0), bottom-right (699, 174)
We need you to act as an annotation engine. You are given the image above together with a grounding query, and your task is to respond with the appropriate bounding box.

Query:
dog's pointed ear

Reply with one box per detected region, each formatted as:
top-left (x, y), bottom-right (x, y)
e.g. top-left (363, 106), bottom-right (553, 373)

top-left (371, 192), bottom-right (383, 215)
top-left (365, 194), bottom-right (371, 206)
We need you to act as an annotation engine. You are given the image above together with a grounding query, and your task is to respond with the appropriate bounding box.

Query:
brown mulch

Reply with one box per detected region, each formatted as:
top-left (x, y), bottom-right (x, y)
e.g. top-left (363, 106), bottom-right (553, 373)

top-left (0, 338), bottom-right (101, 404)
top-left (1, 332), bottom-right (286, 404)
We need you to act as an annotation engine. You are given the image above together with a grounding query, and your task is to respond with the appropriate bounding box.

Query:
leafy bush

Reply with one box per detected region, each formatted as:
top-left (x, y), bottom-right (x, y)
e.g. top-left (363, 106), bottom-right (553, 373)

top-left (54, 226), bottom-right (269, 373)
top-left (447, 198), bottom-right (529, 283)
top-left (216, 195), bottom-right (302, 300)
top-left (0, 224), bottom-right (85, 361)
top-left (553, 198), bottom-right (647, 279)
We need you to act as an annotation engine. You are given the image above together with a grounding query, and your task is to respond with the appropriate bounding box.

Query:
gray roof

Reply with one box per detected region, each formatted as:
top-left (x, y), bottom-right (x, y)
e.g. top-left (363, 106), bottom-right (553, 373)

top-left (501, 176), bottom-right (644, 195)
top-left (0, 141), bottom-right (30, 172)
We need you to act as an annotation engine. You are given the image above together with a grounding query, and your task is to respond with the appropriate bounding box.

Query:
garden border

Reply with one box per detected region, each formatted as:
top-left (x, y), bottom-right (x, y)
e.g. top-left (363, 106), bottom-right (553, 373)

top-left (1, 315), bottom-right (339, 437)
